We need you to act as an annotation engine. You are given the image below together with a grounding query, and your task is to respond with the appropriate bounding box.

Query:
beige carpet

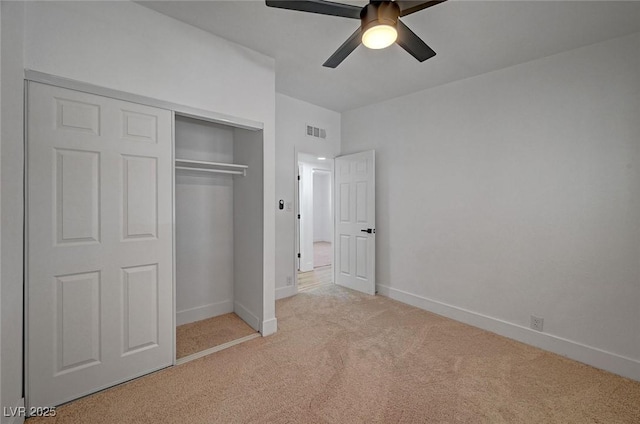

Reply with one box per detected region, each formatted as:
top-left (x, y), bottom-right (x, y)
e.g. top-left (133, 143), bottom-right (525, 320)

top-left (176, 313), bottom-right (257, 359)
top-left (28, 285), bottom-right (640, 423)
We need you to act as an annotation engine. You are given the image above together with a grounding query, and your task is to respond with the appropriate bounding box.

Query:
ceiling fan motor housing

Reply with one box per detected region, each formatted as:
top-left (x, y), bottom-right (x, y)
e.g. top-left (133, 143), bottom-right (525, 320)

top-left (361, 1), bottom-right (401, 33)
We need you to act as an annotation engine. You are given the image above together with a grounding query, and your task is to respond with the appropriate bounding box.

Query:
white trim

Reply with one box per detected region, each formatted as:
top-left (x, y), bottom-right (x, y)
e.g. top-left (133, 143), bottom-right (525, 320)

top-left (170, 110), bottom-right (177, 365)
top-left (377, 284), bottom-right (640, 382)
top-left (293, 149), bottom-right (300, 291)
top-left (276, 285), bottom-right (297, 300)
top-left (261, 318), bottom-right (278, 337)
top-left (22, 81), bottom-right (31, 410)
top-left (233, 301), bottom-right (260, 332)
top-left (24, 70), bottom-right (263, 131)
top-left (176, 301), bottom-right (234, 326)
top-left (175, 333), bottom-right (260, 366)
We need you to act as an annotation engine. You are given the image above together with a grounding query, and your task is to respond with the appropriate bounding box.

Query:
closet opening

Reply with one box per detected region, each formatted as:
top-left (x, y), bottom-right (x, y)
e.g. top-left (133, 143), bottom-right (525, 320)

top-left (174, 114), bottom-right (263, 363)
top-left (296, 153), bottom-right (334, 292)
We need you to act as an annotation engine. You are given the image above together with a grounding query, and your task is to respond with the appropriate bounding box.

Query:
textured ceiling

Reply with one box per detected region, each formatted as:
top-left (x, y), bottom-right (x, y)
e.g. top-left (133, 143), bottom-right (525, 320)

top-left (140, 1), bottom-right (640, 112)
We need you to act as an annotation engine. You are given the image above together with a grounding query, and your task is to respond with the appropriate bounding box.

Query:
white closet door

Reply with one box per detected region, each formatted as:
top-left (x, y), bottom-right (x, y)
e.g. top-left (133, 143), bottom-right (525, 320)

top-left (26, 82), bottom-right (173, 407)
top-left (334, 150), bottom-right (376, 295)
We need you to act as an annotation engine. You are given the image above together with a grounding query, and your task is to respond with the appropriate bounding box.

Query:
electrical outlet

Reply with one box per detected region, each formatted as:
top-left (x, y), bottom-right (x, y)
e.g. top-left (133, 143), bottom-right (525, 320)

top-left (530, 315), bottom-right (544, 332)
top-left (286, 276), bottom-right (292, 286)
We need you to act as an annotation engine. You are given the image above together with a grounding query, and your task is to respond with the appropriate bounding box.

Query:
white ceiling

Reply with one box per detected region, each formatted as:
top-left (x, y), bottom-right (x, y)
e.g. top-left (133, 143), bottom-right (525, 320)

top-left (139, 0), bottom-right (640, 112)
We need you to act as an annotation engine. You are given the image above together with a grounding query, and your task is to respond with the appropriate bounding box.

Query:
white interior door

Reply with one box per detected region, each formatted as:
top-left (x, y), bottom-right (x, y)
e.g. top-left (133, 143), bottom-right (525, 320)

top-left (26, 82), bottom-right (173, 407)
top-left (334, 151), bottom-right (376, 295)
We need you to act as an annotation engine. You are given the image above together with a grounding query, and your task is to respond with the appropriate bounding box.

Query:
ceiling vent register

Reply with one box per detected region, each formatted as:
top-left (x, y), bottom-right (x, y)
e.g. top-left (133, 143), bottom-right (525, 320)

top-left (306, 124), bottom-right (327, 139)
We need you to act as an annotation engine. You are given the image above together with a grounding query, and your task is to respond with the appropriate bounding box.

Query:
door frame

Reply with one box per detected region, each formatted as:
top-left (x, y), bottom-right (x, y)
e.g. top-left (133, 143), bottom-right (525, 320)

top-left (294, 151), bottom-right (335, 291)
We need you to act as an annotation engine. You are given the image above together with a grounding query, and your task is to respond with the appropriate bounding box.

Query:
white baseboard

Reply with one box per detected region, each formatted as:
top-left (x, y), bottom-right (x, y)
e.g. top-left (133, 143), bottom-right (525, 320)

top-left (377, 284), bottom-right (640, 382)
top-left (233, 301), bottom-right (260, 332)
top-left (3, 397), bottom-right (25, 424)
top-left (261, 317), bottom-right (278, 336)
top-left (176, 300), bottom-right (233, 326)
top-left (275, 285), bottom-right (297, 300)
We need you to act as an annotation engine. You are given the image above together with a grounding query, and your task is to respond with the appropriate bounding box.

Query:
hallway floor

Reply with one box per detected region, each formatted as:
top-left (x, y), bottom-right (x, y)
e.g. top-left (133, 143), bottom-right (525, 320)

top-left (298, 265), bottom-right (332, 291)
top-left (313, 241), bottom-right (331, 268)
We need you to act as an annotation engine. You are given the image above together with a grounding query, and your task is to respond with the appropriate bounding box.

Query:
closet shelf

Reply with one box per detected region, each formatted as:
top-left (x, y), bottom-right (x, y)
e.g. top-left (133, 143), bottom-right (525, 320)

top-left (175, 158), bottom-right (248, 176)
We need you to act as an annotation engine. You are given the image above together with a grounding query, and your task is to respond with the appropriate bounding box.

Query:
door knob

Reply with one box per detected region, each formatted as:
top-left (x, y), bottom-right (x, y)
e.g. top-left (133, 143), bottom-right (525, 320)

top-left (360, 228), bottom-right (375, 234)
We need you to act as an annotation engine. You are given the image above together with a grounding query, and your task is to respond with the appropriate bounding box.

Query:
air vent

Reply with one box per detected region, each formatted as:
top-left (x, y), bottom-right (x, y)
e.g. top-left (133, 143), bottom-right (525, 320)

top-left (305, 124), bottom-right (327, 139)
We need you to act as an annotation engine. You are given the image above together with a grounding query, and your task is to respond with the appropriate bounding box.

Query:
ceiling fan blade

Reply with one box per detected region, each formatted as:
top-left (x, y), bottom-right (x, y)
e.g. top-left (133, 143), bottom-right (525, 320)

top-left (396, 20), bottom-right (436, 62)
top-left (323, 27), bottom-right (362, 68)
top-left (265, 1), bottom-right (361, 19)
top-left (395, 1), bottom-right (447, 17)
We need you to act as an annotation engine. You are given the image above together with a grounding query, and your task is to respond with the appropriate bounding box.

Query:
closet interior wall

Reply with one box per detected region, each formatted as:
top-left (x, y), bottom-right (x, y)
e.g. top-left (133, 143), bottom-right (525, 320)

top-left (175, 116), bottom-right (236, 326)
top-left (233, 128), bottom-right (264, 331)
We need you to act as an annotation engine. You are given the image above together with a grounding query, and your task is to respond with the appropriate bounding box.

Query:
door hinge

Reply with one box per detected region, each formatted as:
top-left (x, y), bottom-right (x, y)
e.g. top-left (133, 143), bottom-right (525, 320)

top-left (297, 175), bottom-right (301, 181)
top-left (297, 253), bottom-right (301, 258)
top-left (297, 214), bottom-right (300, 219)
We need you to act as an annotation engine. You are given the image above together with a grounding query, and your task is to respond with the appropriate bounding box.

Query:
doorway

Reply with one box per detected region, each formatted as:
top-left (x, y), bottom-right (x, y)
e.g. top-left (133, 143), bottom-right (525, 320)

top-left (296, 153), bottom-right (334, 291)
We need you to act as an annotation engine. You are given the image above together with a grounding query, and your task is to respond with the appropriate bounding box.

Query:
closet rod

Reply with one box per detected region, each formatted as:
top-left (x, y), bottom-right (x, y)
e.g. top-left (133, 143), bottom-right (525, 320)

top-left (175, 166), bottom-right (246, 176)
top-left (175, 158), bottom-right (248, 170)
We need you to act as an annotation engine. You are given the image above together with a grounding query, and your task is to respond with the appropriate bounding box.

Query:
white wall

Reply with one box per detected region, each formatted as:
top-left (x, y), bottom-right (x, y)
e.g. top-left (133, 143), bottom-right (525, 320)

top-left (342, 32), bottom-right (640, 380)
top-left (1, 2), bottom-right (25, 421)
top-left (24, 2), bottom-right (274, 124)
top-left (274, 94), bottom-right (340, 299)
top-left (175, 117), bottom-right (235, 325)
top-left (233, 128), bottom-right (266, 332)
top-left (1, 0), bottom-right (277, 412)
top-left (313, 171), bottom-right (332, 242)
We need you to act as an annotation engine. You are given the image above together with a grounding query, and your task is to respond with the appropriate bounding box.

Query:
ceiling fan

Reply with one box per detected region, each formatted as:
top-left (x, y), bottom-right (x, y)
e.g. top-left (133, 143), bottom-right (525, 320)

top-left (265, 0), bottom-right (447, 68)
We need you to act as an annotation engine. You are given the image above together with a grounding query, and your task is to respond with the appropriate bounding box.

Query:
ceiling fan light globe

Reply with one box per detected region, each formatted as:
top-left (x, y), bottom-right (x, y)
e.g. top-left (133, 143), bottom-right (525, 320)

top-left (362, 24), bottom-right (397, 49)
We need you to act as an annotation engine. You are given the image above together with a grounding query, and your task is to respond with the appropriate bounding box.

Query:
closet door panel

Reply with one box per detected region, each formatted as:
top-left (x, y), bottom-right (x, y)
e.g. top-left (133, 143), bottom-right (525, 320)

top-left (121, 110), bottom-right (158, 143)
top-left (27, 82), bottom-right (173, 409)
top-left (122, 155), bottom-right (158, 240)
top-left (54, 271), bottom-right (102, 373)
top-left (54, 148), bottom-right (101, 244)
top-left (55, 97), bottom-right (101, 135)
top-left (122, 264), bottom-right (159, 355)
